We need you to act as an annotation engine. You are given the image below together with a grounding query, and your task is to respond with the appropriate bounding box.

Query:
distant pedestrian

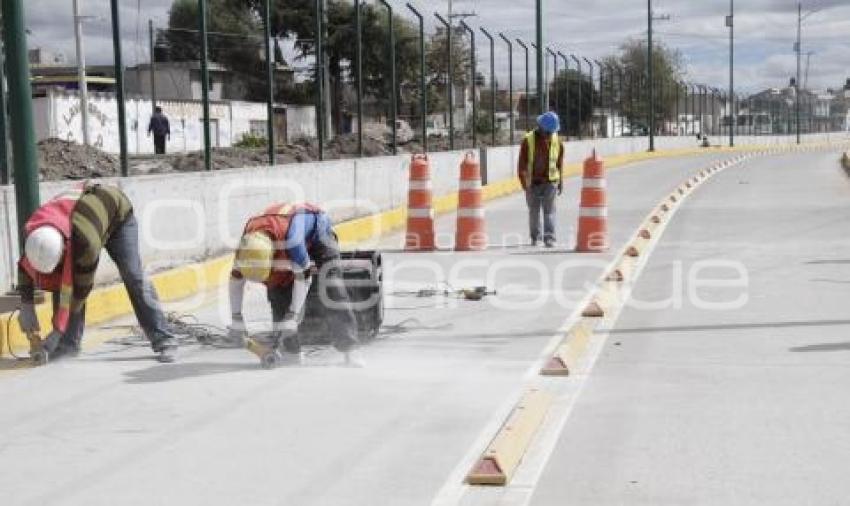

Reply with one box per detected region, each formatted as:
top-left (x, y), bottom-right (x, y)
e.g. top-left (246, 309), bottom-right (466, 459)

top-left (518, 112), bottom-right (565, 247)
top-left (148, 107), bottom-right (170, 155)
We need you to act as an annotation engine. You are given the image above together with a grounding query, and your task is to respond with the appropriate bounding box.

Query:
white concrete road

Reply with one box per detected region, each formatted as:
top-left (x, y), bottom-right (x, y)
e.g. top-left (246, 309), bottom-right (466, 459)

top-left (529, 149), bottom-right (850, 506)
top-left (0, 149), bottom-right (846, 506)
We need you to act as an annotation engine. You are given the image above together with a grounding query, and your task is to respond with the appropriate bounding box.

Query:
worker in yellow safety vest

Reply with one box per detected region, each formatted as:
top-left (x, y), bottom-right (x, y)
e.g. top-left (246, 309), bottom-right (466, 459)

top-left (517, 112), bottom-right (565, 247)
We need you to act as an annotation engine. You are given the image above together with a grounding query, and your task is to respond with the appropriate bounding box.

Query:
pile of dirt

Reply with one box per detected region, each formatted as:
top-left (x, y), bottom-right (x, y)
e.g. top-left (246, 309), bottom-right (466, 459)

top-left (37, 138), bottom-right (120, 180)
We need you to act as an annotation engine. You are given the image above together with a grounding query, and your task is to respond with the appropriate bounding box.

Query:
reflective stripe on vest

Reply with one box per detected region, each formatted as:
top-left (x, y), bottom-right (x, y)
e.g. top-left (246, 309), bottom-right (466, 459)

top-left (524, 131), bottom-right (561, 186)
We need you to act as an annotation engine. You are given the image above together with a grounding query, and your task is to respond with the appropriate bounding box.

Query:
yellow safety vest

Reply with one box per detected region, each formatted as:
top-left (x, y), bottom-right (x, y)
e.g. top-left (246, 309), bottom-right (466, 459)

top-left (524, 131), bottom-right (562, 186)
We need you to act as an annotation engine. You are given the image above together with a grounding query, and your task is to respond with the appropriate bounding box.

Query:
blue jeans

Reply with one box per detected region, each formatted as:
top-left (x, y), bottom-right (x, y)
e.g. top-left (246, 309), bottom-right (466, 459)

top-left (526, 183), bottom-right (558, 243)
top-left (55, 213), bottom-right (174, 351)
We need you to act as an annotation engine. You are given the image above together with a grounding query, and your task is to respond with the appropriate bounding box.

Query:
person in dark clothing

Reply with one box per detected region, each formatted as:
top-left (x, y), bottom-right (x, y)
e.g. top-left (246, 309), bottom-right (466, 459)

top-left (148, 107), bottom-right (170, 155)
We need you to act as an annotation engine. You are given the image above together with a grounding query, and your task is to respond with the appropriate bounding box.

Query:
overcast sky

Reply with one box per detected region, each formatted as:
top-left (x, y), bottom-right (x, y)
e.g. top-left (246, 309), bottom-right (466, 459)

top-left (23, 0), bottom-right (850, 93)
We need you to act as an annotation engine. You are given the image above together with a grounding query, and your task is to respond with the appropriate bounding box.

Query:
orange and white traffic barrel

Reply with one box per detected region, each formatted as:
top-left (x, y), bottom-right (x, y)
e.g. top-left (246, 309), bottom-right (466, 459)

top-left (576, 150), bottom-right (608, 252)
top-left (455, 152), bottom-right (487, 251)
top-left (405, 154), bottom-right (436, 251)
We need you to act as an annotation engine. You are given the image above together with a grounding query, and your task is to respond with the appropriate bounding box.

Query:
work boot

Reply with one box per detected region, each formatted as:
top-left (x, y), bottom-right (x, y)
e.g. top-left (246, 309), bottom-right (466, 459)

top-left (544, 238), bottom-right (556, 248)
top-left (152, 336), bottom-right (179, 363)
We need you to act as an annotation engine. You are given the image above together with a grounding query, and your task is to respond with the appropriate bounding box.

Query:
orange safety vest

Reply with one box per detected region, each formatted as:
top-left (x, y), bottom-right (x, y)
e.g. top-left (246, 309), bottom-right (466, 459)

top-left (18, 187), bottom-right (84, 333)
top-left (237, 203), bottom-right (323, 288)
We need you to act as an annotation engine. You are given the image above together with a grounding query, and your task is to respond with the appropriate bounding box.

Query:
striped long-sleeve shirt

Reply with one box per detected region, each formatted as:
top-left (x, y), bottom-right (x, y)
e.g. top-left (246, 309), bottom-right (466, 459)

top-left (18, 185), bottom-right (132, 314)
top-left (69, 185), bottom-right (133, 313)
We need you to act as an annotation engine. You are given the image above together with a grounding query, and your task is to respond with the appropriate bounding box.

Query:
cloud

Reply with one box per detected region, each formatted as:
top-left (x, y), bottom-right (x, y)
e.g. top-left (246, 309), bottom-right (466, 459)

top-left (23, 0), bottom-right (850, 94)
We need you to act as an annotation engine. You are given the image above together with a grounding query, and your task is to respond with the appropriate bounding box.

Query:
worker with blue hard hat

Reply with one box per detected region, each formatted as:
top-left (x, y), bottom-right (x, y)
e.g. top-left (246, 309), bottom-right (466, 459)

top-left (517, 111), bottom-right (565, 247)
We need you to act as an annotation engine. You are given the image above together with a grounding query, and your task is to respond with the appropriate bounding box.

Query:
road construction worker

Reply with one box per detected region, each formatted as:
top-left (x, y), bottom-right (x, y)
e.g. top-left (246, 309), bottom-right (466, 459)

top-left (518, 111), bottom-right (565, 248)
top-left (17, 184), bottom-right (179, 362)
top-left (227, 203), bottom-right (360, 364)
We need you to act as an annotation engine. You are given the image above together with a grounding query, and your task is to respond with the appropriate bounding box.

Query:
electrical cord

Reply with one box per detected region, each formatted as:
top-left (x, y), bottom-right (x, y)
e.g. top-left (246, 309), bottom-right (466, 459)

top-left (4, 308), bottom-right (27, 361)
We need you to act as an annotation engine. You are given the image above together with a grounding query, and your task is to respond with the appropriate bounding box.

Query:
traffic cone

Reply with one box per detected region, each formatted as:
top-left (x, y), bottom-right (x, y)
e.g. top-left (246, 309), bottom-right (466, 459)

top-left (405, 154), bottom-right (436, 251)
top-left (455, 152), bottom-right (487, 251)
top-left (575, 150), bottom-right (608, 252)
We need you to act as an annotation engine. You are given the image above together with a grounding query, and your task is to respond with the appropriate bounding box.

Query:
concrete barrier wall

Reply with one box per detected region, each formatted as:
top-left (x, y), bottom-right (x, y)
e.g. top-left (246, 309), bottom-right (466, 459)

top-left (0, 133), bottom-right (846, 292)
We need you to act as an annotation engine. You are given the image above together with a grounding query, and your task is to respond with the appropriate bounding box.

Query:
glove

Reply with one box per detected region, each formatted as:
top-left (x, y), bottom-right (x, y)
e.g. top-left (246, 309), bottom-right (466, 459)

top-left (227, 314), bottom-right (248, 344)
top-left (557, 182), bottom-right (564, 196)
top-left (18, 303), bottom-right (40, 333)
top-left (273, 314), bottom-right (299, 338)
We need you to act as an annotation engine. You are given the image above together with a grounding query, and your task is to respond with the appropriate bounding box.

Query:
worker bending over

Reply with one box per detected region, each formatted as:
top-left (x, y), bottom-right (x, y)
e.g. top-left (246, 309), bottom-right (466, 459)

top-left (228, 203), bottom-right (360, 364)
top-left (518, 112), bottom-right (565, 248)
top-left (17, 184), bottom-right (179, 362)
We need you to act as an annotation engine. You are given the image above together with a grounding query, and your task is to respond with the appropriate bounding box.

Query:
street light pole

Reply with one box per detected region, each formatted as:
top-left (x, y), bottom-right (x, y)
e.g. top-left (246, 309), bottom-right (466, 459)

top-left (109, 0), bottom-right (128, 175)
top-left (557, 52), bottom-right (569, 135)
top-left (547, 47), bottom-right (558, 115)
top-left (263, 0), bottom-right (275, 165)
top-left (356, 0), bottom-right (363, 156)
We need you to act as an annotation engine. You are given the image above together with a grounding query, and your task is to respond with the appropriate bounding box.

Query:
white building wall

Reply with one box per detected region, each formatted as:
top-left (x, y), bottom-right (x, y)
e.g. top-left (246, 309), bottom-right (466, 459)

top-left (31, 90), bottom-right (315, 154)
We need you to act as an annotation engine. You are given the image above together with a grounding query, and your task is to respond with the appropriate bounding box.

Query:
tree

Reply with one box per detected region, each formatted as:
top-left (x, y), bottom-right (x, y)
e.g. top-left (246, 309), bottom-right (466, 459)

top-left (425, 27), bottom-right (471, 120)
top-left (549, 69), bottom-right (596, 137)
top-left (603, 38), bottom-right (685, 130)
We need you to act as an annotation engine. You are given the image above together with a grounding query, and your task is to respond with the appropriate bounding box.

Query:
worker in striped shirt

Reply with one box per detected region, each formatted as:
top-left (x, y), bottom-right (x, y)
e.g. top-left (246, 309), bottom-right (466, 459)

top-left (17, 184), bottom-right (179, 363)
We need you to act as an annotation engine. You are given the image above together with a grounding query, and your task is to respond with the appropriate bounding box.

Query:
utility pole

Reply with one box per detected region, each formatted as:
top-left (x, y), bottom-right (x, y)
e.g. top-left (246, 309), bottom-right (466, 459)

top-left (727, 0), bottom-right (735, 147)
top-left (795, 2), bottom-right (801, 145)
top-left (0, 43), bottom-right (9, 185)
top-left (535, 0), bottom-right (545, 115)
top-left (149, 20), bottom-right (157, 112)
top-left (73, 0), bottom-right (91, 147)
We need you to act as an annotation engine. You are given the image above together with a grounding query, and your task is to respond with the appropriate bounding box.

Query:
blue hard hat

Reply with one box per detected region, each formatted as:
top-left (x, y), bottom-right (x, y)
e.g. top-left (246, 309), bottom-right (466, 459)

top-left (537, 112), bottom-right (560, 133)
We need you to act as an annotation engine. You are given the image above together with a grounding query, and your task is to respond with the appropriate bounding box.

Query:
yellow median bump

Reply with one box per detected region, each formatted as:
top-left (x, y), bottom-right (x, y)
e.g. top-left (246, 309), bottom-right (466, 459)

top-left (581, 281), bottom-right (620, 318)
top-left (467, 388), bottom-right (554, 486)
top-left (541, 320), bottom-right (595, 376)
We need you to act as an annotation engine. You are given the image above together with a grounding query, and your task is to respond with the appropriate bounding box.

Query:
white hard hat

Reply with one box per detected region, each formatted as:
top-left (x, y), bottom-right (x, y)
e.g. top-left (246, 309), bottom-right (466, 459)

top-left (25, 226), bottom-right (64, 274)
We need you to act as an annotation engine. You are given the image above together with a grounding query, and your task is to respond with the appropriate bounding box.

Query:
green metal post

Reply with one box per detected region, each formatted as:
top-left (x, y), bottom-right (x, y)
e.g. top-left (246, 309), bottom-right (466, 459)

top-left (516, 39), bottom-right (530, 132)
top-left (481, 28), bottom-right (495, 147)
top-left (558, 52), bottom-right (568, 135)
top-left (499, 33), bottom-right (514, 145)
top-left (546, 48), bottom-right (557, 115)
top-left (356, 0), bottom-right (363, 156)
top-left (647, 0), bottom-right (655, 151)
top-left (460, 21), bottom-right (476, 148)
top-left (378, 0), bottom-right (397, 155)
top-left (434, 14), bottom-right (453, 150)
top-left (0, 44), bottom-right (8, 185)
top-left (2, 0), bottom-right (40, 243)
top-left (198, 0), bottom-right (212, 170)
top-left (110, 0), bottom-right (129, 175)
top-left (263, 0), bottom-right (275, 165)
top-left (407, 4), bottom-right (426, 152)
top-left (314, 0), bottom-right (324, 160)
top-left (728, 0), bottom-right (735, 147)
top-left (535, 0), bottom-right (544, 115)
top-left (571, 55), bottom-right (581, 139)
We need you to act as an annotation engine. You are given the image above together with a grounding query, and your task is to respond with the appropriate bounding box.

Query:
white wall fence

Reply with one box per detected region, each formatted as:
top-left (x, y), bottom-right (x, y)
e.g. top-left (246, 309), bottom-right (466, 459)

top-left (1, 132), bottom-right (846, 292)
top-left (33, 89), bottom-right (317, 155)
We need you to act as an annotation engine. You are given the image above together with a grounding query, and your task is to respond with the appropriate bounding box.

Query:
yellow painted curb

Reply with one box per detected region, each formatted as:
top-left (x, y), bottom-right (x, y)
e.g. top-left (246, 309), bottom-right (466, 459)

top-left (466, 388), bottom-right (553, 486)
top-left (541, 320), bottom-right (595, 376)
